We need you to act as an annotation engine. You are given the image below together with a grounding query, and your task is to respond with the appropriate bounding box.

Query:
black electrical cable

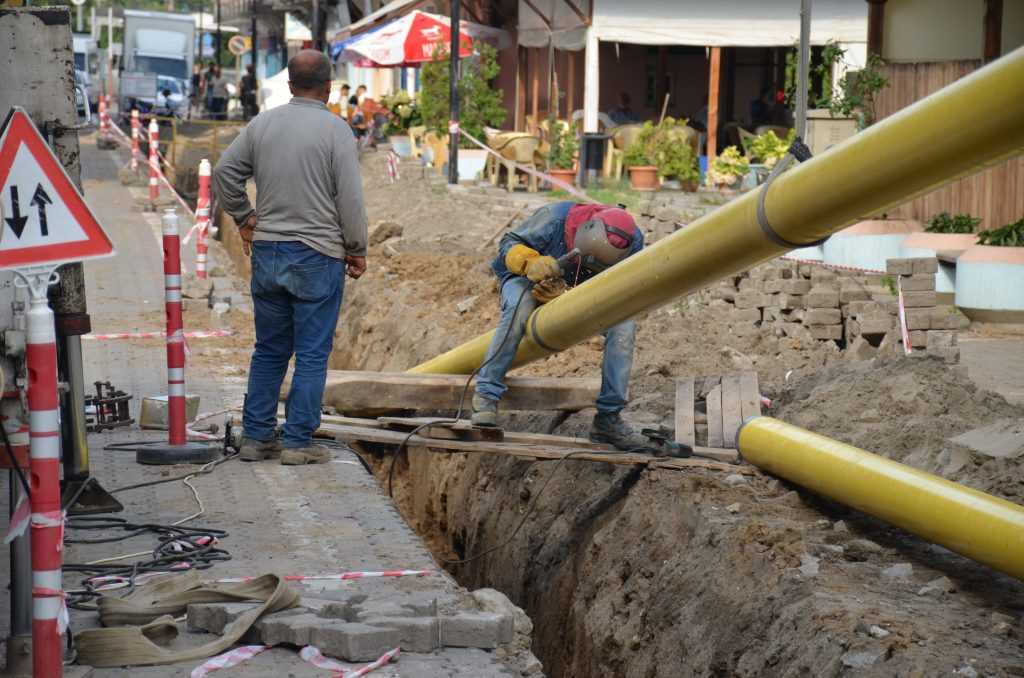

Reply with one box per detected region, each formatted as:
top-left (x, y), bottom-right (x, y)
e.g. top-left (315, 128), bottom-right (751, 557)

top-left (102, 450), bottom-right (238, 494)
top-left (386, 283), bottom-right (534, 497)
top-left (1, 418), bottom-right (31, 500)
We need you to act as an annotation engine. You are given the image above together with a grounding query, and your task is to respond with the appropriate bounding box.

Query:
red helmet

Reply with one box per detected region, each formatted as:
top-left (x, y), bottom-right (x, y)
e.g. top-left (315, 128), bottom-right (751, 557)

top-left (566, 206), bottom-right (638, 272)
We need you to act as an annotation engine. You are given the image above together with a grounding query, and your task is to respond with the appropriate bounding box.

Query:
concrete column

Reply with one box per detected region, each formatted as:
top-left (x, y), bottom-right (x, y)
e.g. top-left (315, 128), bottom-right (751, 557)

top-left (583, 28), bottom-right (599, 133)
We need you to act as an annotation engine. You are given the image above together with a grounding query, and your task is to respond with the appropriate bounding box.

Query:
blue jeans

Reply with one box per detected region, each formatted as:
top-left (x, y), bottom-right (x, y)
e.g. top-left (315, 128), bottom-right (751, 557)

top-left (475, 276), bottom-right (635, 413)
top-left (244, 241), bottom-right (344, 448)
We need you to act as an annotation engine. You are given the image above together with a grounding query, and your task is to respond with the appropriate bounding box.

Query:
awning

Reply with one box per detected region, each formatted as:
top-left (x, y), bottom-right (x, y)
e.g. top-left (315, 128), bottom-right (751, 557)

top-left (519, 0), bottom-right (867, 50)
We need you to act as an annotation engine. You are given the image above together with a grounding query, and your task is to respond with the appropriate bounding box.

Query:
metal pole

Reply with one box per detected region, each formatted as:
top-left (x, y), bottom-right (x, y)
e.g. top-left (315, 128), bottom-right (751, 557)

top-left (251, 12), bottom-right (258, 75)
top-left (107, 6), bottom-right (113, 102)
top-left (58, 337), bottom-right (89, 483)
top-left (796, 0), bottom-right (812, 138)
top-left (215, 0), bottom-right (222, 64)
top-left (312, 0), bottom-right (321, 51)
top-left (447, 0), bottom-right (461, 184)
top-left (24, 268), bottom-right (64, 678)
top-left (5, 396), bottom-right (32, 675)
top-left (76, 4), bottom-right (83, 33)
top-left (410, 48), bottom-right (1024, 374)
top-left (162, 210), bottom-right (187, 447)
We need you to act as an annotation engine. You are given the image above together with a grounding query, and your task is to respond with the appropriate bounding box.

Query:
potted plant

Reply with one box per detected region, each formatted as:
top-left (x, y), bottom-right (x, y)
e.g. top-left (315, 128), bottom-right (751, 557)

top-left (624, 141), bottom-right (658, 191)
top-left (745, 129), bottom-right (795, 168)
top-left (419, 43), bottom-right (506, 181)
top-left (380, 91), bottom-right (421, 157)
top-left (706, 146), bottom-right (749, 190)
top-left (956, 218), bottom-right (1024, 322)
top-left (650, 117), bottom-right (700, 191)
top-left (547, 121), bottom-right (578, 186)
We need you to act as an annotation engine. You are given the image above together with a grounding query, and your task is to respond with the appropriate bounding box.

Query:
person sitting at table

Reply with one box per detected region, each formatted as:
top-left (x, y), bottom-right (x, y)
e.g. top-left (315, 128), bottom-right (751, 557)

top-left (608, 92), bottom-right (638, 125)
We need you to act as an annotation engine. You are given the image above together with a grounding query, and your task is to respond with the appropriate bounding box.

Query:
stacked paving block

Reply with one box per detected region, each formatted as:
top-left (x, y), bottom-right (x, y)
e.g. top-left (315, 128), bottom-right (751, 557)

top-left (885, 257), bottom-right (962, 363)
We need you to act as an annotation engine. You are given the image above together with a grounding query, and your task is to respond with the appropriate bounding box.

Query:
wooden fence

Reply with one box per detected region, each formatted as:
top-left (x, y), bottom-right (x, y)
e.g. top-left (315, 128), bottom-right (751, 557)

top-left (872, 60), bottom-right (1023, 230)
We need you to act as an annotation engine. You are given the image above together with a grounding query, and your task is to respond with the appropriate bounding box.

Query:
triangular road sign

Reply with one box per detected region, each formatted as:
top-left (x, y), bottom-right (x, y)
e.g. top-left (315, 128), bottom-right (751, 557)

top-left (0, 107), bottom-right (115, 271)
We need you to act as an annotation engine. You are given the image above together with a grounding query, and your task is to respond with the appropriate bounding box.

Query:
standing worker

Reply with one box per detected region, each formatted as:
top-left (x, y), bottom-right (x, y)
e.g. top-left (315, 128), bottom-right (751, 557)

top-left (213, 50), bottom-right (368, 464)
top-left (471, 202), bottom-right (651, 451)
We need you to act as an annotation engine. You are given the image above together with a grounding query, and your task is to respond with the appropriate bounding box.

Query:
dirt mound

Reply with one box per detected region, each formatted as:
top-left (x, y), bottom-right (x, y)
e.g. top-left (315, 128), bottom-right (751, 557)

top-left (773, 354), bottom-right (1024, 499)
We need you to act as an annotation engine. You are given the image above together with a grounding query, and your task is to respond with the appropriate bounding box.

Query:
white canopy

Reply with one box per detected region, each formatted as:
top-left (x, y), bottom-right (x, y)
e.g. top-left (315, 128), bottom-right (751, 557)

top-left (519, 0), bottom-right (867, 50)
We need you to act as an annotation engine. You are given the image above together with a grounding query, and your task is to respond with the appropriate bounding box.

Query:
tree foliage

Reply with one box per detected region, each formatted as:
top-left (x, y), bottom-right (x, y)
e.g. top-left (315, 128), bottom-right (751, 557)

top-left (419, 42), bottom-right (506, 147)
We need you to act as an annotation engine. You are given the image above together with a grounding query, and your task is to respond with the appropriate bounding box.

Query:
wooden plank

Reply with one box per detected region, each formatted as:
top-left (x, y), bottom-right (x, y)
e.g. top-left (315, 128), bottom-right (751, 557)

top-left (376, 416), bottom-right (504, 442)
top-left (738, 372), bottom-right (761, 425)
top-left (720, 375), bottom-right (743, 448)
top-left (319, 423), bottom-right (749, 474)
top-left (674, 378), bottom-right (695, 449)
top-left (706, 46), bottom-right (721, 162)
top-left (309, 371), bottom-right (600, 416)
top-left (706, 384), bottom-right (724, 448)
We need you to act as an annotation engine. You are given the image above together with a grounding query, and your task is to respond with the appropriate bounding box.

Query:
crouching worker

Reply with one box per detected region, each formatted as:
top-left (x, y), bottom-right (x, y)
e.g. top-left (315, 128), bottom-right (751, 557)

top-left (471, 201), bottom-right (650, 451)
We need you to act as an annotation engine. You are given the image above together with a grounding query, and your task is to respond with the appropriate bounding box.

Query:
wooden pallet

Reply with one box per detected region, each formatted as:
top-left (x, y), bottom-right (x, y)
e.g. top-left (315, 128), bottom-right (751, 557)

top-left (674, 372), bottom-right (761, 451)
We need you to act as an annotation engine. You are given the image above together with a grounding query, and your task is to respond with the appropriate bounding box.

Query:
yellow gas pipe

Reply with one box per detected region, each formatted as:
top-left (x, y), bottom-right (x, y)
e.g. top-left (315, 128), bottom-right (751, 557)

top-left (738, 417), bottom-right (1024, 580)
top-left (411, 48), bottom-right (1024, 375)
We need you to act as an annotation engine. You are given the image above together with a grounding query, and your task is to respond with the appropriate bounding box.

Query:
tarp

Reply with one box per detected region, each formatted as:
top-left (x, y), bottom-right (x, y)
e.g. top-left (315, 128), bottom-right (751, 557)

top-left (519, 0), bottom-right (867, 50)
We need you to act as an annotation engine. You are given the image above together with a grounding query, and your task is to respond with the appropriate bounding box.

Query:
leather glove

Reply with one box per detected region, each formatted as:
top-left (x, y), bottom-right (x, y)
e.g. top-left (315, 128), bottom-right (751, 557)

top-left (524, 255), bottom-right (561, 282)
top-left (532, 278), bottom-right (568, 303)
top-left (505, 244), bottom-right (540, 276)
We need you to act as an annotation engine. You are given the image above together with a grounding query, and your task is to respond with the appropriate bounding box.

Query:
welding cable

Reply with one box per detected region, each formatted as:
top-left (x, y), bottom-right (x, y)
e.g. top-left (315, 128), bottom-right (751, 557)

top-left (387, 283), bottom-right (535, 497)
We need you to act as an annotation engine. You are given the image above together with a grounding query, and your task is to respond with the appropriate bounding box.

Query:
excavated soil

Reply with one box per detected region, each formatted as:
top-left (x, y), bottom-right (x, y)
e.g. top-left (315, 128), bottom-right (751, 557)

top-left (230, 152), bottom-right (1024, 676)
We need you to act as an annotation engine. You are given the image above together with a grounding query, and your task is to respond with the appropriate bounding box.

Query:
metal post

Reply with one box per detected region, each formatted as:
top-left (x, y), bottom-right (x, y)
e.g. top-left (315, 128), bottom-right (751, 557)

top-left (447, 0), bottom-right (461, 184)
top-left (251, 12), bottom-right (258, 76)
top-left (195, 159), bottom-right (211, 279)
top-left (22, 267), bottom-right (64, 678)
top-left (162, 209), bottom-right (187, 447)
top-left (107, 6), bottom-right (114, 102)
top-left (216, 0), bottom-right (222, 64)
top-left (796, 0), bottom-right (812, 139)
top-left (148, 119), bottom-right (160, 210)
top-left (312, 0), bottom-right (320, 51)
top-left (5, 399), bottom-right (32, 675)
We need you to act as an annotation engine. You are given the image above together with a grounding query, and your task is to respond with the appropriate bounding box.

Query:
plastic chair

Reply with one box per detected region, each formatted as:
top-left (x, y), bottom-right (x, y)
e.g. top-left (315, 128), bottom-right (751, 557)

top-left (486, 132), bottom-right (541, 192)
top-left (407, 125), bottom-right (426, 159)
top-left (423, 131), bottom-right (448, 169)
top-left (604, 123), bottom-right (645, 180)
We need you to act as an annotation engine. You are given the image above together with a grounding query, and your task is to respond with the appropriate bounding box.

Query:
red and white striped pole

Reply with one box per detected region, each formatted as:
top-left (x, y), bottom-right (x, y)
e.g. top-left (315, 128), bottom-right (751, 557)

top-left (97, 96), bottom-right (110, 145)
top-left (130, 109), bottom-right (141, 173)
top-left (195, 159), bottom-right (211, 279)
top-left (163, 209), bottom-right (187, 446)
top-left (24, 270), bottom-right (64, 678)
top-left (147, 119), bottom-right (160, 211)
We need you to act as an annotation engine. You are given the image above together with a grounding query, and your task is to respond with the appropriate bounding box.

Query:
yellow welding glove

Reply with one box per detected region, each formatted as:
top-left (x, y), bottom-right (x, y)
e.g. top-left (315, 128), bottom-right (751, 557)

top-left (524, 256), bottom-right (561, 282)
top-left (505, 244), bottom-right (540, 276)
top-left (532, 278), bottom-right (568, 303)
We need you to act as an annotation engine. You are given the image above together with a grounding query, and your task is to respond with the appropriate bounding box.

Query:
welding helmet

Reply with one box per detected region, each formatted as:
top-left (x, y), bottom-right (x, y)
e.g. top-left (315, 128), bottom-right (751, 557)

top-left (573, 211), bottom-right (638, 273)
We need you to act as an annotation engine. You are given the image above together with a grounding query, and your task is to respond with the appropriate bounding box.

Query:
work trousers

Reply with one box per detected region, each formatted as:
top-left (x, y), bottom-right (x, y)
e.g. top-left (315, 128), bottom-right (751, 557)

top-left (475, 275), bottom-right (636, 413)
top-left (243, 241), bottom-right (344, 448)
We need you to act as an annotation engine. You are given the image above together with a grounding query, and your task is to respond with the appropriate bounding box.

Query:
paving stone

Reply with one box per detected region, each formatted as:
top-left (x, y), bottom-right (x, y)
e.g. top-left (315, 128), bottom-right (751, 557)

top-left (762, 306), bottom-right (783, 322)
top-left (187, 602), bottom-right (260, 634)
top-left (256, 611), bottom-right (324, 647)
top-left (804, 308), bottom-right (841, 325)
top-left (729, 307), bottom-right (762, 323)
top-left (926, 330), bottom-right (958, 349)
top-left (845, 336), bottom-right (877, 362)
top-left (777, 293), bottom-right (804, 309)
top-left (857, 316), bottom-right (893, 336)
top-left (781, 278), bottom-right (811, 295)
top-left (472, 588), bottom-right (533, 636)
top-left (902, 290), bottom-right (937, 308)
top-left (361, 616), bottom-right (440, 652)
top-left (901, 274), bottom-right (936, 291)
top-left (929, 305), bottom-right (961, 329)
top-left (805, 287), bottom-right (840, 308)
top-left (808, 324), bottom-right (842, 340)
top-left (905, 308), bottom-right (931, 330)
top-left (881, 562), bottom-right (914, 580)
top-left (886, 258), bottom-right (914, 275)
top-left (313, 621), bottom-right (402, 662)
top-left (441, 612), bottom-right (514, 649)
top-left (762, 278), bottom-right (783, 294)
top-left (911, 257), bottom-right (939, 274)
top-left (810, 268), bottom-right (837, 284)
top-left (735, 291), bottom-right (770, 309)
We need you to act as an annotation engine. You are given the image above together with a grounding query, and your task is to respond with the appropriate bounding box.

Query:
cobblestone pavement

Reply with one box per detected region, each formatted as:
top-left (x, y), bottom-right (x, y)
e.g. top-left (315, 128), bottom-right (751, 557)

top-left (0, 136), bottom-right (524, 677)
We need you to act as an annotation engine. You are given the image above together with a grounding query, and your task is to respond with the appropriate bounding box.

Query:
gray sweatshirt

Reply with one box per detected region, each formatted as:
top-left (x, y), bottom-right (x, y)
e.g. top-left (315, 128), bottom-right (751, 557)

top-left (212, 97), bottom-right (368, 258)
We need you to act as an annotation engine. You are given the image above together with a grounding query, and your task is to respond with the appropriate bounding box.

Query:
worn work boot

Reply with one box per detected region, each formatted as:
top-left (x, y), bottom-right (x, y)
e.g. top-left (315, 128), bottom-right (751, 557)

top-left (239, 436), bottom-right (282, 462)
top-left (470, 394), bottom-right (499, 428)
top-left (589, 412), bottom-right (655, 452)
top-left (280, 445), bottom-right (333, 465)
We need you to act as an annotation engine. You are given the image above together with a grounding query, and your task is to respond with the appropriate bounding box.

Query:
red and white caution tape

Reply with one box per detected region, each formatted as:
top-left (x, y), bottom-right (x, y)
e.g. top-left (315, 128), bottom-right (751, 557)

top-left (191, 644), bottom-right (270, 678)
top-left (108, 122), bottom-right (195, 217)
top-left (32, 586), bottom-right (70, 634)
top-left (779, 256), bottom-right (887, 276)
top-left (301, 645), bottom-right (400, 677)
top-left (896, 276), bottom-right (913, 354)
top-left (83, 330), bottom-right (234, 341)
top-left (3, 494), bottom-right (30, 544)
top-left (385, 150), bottom-right (400, 184)
top-left (458, 128), bottom-right (598, 204)
top-left (760, 395), bottom-right (773, 408)
top-left (215, 569), bottom-right (435, 584)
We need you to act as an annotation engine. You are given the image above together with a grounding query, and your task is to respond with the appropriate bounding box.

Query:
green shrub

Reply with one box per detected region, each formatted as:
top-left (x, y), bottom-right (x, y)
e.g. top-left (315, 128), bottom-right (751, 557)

top-left (548, 121), bottom-right (578, 170)
top-left (622, 118), bottom-right (699, 182)
top-left (976, 218), bottom-right (1024, 247)
top-left (380, 91), bottom-right (421, 134)
top-left (925, 211), bottom-right (981, 234)
top-left (707, 146), bottom-right (750, 186)
top-left (744, 129), bottom-right (796, 168)
top-left (419, 42), bottom-right (505, 147)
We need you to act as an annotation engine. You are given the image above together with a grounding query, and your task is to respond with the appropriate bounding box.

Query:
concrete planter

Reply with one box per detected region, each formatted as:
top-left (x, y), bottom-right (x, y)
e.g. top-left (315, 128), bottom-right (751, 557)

top-left (389, 135), bottom-right (412, 157)
top-left (455, 148), bottom-right (488, 182)
top-left (823, 219), bottom-right (922, 271)
top-left (955, 245), bottom-right (1024, 323)
top-left (901, 232), bottom-right (978, 297)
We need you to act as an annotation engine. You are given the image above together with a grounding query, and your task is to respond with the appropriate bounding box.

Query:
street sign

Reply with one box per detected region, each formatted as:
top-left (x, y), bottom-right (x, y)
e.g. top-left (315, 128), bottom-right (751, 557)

top-left (0, 107), bottom-right (114, 270)
top-left (228, 35), bottom-right (251, 56)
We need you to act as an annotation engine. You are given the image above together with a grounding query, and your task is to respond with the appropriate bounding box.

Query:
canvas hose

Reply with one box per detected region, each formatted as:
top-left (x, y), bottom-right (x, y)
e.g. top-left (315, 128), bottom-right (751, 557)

top-left (74, 571), bottom-right (300, 668)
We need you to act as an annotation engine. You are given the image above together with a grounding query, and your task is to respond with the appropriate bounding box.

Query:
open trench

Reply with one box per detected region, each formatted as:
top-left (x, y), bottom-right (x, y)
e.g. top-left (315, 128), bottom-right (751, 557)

top-left (322, 271), bottom-right (1024, 678)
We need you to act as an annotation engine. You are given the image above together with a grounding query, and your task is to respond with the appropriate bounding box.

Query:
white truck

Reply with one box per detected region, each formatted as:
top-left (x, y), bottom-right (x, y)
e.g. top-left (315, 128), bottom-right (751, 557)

top-left (73, 34), bottom-right (101, 110)
top-left (120, 9), bottom-right (194, 119)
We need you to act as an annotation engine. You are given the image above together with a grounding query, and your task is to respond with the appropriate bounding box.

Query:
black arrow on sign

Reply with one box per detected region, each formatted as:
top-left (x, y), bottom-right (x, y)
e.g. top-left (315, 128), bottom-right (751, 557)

top-left (4, 185), bottom-right (28, 238)
top-left (30, 184), bottom-right (52, 237)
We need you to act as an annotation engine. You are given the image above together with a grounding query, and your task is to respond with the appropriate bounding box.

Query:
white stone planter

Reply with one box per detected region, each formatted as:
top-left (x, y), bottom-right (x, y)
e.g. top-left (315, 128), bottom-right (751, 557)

top-left (955, 245), bottom-right (1024, 323)
top-left (901, 232), bottom-right (978, 297)
top-left (824, 220), bottom-right (922, 271)
top-left (389, 135), bottom-right (412, 157)
top-left (452, 148), bottom-right (489, 182)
